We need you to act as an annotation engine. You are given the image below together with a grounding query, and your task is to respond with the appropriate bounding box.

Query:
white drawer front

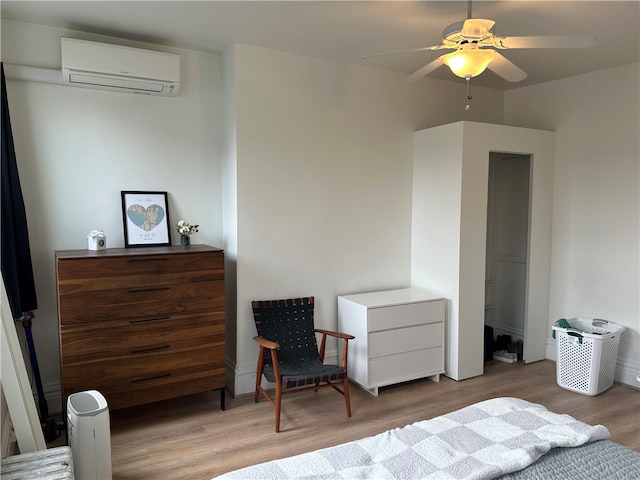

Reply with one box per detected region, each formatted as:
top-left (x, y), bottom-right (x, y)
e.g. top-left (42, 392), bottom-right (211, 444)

top-left (369, 323), bottom-right (442, 358)
top-left (369, 299), bottom-right (443, 331)
top-left (369, 348), bottom-right (443, 387)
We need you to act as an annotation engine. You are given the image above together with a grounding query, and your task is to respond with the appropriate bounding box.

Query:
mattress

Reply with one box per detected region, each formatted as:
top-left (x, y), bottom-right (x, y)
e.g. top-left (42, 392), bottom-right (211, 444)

top-left (501, 439), bottom-right (640, 480)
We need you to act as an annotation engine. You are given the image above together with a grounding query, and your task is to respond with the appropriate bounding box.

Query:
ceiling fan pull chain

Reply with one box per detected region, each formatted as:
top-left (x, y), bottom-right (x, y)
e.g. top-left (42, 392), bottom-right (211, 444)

top-left (465, 77), bottom-right (472, 110)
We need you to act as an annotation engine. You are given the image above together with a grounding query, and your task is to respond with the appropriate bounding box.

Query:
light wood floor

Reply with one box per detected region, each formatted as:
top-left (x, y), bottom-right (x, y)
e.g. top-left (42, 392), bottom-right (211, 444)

top-left (57, 360), bottom-right (640, 479)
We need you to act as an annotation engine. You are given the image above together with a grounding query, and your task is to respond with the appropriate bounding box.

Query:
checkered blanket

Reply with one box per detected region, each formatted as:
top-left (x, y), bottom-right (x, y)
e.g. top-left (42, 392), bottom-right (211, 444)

top-left (214, 397), bottom-right (610, 480)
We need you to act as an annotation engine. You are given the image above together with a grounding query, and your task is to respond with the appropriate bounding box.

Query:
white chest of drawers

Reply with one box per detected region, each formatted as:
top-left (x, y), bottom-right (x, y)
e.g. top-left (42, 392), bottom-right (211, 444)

top-left (338, 288), bottom-right (445, 395)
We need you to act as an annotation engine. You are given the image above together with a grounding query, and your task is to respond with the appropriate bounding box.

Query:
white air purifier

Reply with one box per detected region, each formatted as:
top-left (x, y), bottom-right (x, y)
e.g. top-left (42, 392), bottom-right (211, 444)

top-left (67, 390), bottom-right (112, 480)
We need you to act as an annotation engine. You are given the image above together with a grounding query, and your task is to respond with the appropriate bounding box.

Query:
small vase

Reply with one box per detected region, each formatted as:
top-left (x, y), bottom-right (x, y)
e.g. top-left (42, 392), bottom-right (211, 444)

top-left (180, 235), bottom-right (190, 247)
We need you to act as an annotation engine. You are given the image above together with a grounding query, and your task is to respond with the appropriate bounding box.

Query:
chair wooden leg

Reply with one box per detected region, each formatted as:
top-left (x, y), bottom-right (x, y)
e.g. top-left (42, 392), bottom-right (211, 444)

top-left (255, 348), bottom-right (265, 403)
top-left (343, 377), bottom-right (352, 417)
top-left (254, 382), bottom-right (261, 403)
top-left (275, 381), bottom-right (282, 432)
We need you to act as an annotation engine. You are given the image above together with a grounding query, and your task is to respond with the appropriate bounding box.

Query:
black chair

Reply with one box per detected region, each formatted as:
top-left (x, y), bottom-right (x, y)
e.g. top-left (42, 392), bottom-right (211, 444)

top-left (252, 296), bottom-right (354, 432)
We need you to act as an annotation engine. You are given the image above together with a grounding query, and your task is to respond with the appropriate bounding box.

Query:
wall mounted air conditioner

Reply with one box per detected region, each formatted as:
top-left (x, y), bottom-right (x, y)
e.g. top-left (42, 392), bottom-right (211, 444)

top-left (61, 38), bottom-right (180, 96)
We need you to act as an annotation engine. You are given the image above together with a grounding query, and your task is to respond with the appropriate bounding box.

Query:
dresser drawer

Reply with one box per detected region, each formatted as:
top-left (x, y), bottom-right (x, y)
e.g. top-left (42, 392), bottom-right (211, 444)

top-left (369, 322), bottom-right (442, 358)
top-left (60, 312), bottom-right (224, 358)
top-left (62, 340), bottom-right (223, 389)
top-left (58, 279), bottom-right (223, 324)
top-left (92, 369), bottom-right (226, 410)
top-left (56, 250), bottom-right (224, 294)
top-left (369, 347), bottom-right (443, 387)
top-left (369, 300), bottom-right (443, 331)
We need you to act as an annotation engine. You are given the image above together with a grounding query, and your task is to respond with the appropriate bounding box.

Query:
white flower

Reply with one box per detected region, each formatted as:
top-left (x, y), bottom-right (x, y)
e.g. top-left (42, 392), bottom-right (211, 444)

top-left (176, 220), bottom-right (199, 236)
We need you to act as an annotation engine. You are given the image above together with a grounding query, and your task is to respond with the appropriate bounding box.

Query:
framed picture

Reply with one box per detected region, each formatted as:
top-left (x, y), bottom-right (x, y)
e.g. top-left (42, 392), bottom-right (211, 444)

top-left (121, 191), bottom-right (171, 247)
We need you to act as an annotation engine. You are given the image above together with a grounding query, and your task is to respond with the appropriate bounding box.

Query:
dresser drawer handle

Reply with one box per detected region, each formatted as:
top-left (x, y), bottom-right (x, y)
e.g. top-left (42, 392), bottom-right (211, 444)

top-left (129, 316), bottom-right (171, 324)
top-left (130, 344), bottom-right (170, 354)
top-left (127, 287), bottom-right (170, 294)
top-left (127, 258), bottom-right (169, 263)
top-left (131, 373), bottom-right (171, 383)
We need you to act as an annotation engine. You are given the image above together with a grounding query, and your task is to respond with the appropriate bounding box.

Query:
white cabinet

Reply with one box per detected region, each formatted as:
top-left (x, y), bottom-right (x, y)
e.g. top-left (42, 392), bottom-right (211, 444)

top-left (338, 288), bottom-right (445, 396)
top-left (412, 121), bottom-right (554, 379)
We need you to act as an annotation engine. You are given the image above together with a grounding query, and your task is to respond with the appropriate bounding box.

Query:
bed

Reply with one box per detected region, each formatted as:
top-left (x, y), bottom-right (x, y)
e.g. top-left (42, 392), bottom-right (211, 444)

top-left (214, 397), bottom-right (640, 480)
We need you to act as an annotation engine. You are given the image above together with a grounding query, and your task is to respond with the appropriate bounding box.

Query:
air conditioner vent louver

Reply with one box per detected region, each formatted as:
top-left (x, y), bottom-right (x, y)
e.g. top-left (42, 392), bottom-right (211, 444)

top-left (61, 38), bottom-right (180, 96)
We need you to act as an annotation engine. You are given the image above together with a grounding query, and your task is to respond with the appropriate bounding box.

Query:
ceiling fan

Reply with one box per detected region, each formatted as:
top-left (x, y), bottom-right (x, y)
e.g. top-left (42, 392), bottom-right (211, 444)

top-left (363, 0), bottom-right (597, 83)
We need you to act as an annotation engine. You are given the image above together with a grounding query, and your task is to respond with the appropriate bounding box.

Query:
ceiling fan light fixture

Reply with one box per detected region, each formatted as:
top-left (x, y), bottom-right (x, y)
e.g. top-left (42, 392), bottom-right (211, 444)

top-left (444, 45), bottom-right (496, 79)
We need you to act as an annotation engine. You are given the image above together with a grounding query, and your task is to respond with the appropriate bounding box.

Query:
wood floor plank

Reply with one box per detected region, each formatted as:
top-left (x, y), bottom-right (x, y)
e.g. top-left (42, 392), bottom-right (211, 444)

top-left (52, 360), bottom-right (639, 479)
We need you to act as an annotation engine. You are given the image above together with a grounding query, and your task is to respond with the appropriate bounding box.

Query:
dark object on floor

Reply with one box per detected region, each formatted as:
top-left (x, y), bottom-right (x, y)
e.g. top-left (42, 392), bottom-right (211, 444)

top-left (484, 325), bottom-right (494, 362)
top-left (514, 339), bottom-right (524, 362)
top-left (495, 334), bottom-right (512, 352)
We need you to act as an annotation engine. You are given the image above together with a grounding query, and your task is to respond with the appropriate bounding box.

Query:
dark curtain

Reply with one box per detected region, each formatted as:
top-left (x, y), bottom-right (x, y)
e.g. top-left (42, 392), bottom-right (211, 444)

top-left (1, 62), bottom-right (38, 319)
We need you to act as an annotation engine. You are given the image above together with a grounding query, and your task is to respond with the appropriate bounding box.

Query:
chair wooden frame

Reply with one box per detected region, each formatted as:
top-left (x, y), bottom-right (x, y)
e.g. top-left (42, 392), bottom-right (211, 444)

top-left (252, 298), bottom-right (354, 432)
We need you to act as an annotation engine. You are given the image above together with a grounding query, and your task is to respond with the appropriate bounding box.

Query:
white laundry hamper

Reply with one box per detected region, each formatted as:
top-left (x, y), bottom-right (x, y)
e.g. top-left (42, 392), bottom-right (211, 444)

top-left (67, 390), bottom-right (112, 479)
top-left (552, 318), bottom-right (625, 396)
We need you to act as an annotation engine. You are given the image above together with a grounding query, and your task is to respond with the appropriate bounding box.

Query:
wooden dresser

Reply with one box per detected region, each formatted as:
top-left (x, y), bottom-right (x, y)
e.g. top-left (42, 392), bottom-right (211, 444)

top-left (338, 288), bottom-right (445, 396)
top-left (55, 245), bottom-right (225, 411)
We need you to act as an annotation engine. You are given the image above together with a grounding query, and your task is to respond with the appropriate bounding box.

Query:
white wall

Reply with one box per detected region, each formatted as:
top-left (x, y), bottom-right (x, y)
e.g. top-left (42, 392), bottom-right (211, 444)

top-left (227, 44), bottom-right (504, 394)
top-left (1, 18), bottom-right (506, 404)
top-left (505, 62), bottom-right (640, 385)
top-left (2, 17), bottom-right (509, 405)
top-left (2, 20), bottom-right (223, 411)
top-left (5, 13), bottom-right (638, 408)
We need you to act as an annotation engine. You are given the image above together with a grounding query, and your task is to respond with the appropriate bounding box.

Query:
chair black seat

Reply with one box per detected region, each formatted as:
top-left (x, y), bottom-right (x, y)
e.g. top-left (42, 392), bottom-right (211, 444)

top-left (262, 362), bottom-right (347, 388)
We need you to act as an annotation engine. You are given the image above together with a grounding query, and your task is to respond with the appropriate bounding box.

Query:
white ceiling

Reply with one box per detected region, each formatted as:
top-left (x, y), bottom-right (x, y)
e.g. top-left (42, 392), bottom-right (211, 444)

top-left (2, 1), bottom-right (639, 90)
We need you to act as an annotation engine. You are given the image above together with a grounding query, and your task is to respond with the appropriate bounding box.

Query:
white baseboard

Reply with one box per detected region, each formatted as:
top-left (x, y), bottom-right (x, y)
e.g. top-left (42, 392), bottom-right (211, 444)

top-left (234, 367), bottom-right (257, 396)
top-left (613, 357), bottom-right (640, 387)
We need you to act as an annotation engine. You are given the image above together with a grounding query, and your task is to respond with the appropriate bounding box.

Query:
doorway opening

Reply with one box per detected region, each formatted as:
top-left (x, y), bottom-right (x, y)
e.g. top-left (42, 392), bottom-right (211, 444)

top-left (484, 152), bottom-right (531, 364)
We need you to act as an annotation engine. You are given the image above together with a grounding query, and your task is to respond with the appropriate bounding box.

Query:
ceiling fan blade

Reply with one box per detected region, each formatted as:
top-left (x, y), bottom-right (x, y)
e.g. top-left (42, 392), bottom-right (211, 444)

top-left (460, 18), bottom-right (496, 40)
top-left (362, 44), bottom-right (450, 60)
top-left (487, 51), bottom-right (527, 82)
top-left (493, 35), bottom-right (597, 49)
top-left (407, 55), bottom-right (446, 82)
